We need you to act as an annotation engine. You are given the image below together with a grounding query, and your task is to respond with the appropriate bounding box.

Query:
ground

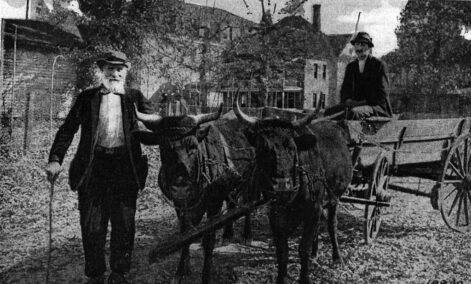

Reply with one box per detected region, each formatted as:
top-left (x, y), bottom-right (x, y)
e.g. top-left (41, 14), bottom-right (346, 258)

top-left (1, 128), bottom-right (470, 283)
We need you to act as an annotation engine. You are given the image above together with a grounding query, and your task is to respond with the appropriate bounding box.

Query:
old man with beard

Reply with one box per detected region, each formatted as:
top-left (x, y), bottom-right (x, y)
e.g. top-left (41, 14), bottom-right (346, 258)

top-left (45, 50), bottom-right (154, 284)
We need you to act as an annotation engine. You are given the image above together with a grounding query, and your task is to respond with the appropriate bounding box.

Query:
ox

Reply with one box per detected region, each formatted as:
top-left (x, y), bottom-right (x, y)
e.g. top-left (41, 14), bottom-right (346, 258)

top-left (234, 100), bottom-right (352, 284)
top-left (134, 106), bottom-right (255, 283)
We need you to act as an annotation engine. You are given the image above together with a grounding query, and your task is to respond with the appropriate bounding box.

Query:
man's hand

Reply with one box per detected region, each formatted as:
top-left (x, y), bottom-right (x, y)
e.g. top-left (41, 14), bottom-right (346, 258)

top-left (352, 105), bottom-right (374, 117)
top-left (344, 99), bottom-right (354, 107)
top-left (45, 162), bottom-right (61, 183)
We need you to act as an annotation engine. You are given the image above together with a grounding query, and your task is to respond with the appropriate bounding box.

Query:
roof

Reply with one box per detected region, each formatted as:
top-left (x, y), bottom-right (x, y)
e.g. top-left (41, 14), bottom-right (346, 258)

top-left (2, 19), bottom-right (83, 48)
top-left (327, 34), bottom-right (352, 56)
top-left (183, 3), bottom-right (257, 26)
top-left (273, 15), bottom-right (335, 59)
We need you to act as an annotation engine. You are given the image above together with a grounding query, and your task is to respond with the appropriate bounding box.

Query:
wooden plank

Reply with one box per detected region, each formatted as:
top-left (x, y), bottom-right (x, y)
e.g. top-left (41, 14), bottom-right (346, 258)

top-left (389, 183), bottom-right (430, 197)
top-left (148, 199), bottom-right (268, 263)
top-left (347, 118), bottom-right (470, 144)
top-left (339, 196), bottom-right (391, 207)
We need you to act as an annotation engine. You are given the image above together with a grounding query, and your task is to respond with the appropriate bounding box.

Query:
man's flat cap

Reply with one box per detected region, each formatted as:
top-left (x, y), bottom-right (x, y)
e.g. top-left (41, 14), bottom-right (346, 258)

top-left (96, 50), bottom-right (131, 69)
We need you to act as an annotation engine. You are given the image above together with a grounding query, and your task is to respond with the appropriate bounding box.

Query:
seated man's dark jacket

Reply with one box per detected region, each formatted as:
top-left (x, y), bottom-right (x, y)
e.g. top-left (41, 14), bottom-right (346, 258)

top-left (340, 55), bottom-right (393, 117)
top-left (48, 86), bottom-right (155, 192)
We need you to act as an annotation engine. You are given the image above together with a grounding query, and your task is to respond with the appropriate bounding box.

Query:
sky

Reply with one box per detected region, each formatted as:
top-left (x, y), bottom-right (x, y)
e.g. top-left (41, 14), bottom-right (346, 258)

top-left (1, 0), bottom-right (408, 56)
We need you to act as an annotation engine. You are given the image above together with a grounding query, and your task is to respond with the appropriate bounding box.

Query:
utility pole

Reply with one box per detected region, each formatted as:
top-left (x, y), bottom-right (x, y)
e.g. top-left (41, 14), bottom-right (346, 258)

top-left (25, 0), bottom-right (31, 20)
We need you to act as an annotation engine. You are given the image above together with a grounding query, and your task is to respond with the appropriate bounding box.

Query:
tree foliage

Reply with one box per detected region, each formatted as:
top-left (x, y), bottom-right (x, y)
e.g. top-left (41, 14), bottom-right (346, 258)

top-left (75, 0), bottom-right (185, 58)
top-left (389, 0), bottom-right (471, 97)
top-left (279, 0), bottom-right (307, 16)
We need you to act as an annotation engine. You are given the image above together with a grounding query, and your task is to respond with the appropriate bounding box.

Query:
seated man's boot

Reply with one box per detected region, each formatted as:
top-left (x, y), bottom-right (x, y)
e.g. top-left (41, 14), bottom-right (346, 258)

top-left (86, 275), bottom-right (104, 284)
top-left (108, 271), bottom-right (129, 284)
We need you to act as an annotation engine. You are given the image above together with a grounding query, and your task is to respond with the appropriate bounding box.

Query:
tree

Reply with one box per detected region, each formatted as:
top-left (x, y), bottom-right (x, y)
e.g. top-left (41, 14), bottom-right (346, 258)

top-left (279, 0), bottom-right (308, 16)
top-left (389, 0), bottom-right (471, 112)
top-left (75, 0), bottom-right (185, 58)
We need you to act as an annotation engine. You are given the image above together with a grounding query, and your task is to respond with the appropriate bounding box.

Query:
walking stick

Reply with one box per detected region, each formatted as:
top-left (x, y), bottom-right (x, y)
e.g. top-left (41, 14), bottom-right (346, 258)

top-left (46, 179), bottom-right (54, 284)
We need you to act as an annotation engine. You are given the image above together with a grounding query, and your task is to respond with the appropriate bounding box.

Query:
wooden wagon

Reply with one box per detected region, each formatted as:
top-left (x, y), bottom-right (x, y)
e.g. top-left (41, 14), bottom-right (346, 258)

top-left (342, 116), bottom-right (471, 243)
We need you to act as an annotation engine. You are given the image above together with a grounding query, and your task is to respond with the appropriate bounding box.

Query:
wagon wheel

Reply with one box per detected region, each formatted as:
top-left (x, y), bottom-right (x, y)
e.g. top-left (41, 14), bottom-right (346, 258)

top-left (439, 133), bottom-right (471, 233)
top-left (364, 153), bottom-right (390, 244)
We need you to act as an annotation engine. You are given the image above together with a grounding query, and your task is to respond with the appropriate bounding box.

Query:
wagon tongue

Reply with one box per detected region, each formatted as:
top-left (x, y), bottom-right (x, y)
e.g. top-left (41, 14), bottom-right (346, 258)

top-left (148, 199), bottom-right (268, 262)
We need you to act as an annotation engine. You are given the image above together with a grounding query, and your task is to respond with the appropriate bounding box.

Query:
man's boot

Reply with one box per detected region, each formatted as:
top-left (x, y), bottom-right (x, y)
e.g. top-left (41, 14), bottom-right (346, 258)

top-left (108, 271), bottom-right (129, 284)
top-left (86, 275), bottom-right (104, 284)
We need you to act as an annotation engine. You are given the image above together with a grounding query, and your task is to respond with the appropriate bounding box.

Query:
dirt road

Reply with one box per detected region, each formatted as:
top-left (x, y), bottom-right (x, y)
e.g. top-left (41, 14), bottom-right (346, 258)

top-left (1, 149), bottom-right (470, 283)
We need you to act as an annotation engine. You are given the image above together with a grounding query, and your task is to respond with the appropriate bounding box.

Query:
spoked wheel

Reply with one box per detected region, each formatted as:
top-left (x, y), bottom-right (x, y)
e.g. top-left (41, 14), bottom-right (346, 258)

top-left (439, 133), bottom-right (471, 233)
top-left (348, 146), bottom-right (368, 210)
top-left (364, 153), bottom-right (390, 244)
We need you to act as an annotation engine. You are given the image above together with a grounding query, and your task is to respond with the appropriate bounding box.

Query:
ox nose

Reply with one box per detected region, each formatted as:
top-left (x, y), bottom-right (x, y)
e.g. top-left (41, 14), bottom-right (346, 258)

top-left (272, 177), bottom-right (293, 192)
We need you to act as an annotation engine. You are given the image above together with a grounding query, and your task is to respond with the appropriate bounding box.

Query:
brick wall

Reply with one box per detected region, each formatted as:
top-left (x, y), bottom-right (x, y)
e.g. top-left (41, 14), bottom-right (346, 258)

top-left (2, 44), bottom-right (76, 120)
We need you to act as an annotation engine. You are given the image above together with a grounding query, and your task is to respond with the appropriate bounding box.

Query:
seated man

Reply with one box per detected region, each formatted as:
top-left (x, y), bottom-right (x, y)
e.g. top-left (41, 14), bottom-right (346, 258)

top-left (325, 32), bottom-right (393, 120)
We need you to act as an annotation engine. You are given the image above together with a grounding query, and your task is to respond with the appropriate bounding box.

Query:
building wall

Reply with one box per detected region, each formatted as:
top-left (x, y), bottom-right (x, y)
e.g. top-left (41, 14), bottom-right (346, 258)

top-left (2, 43), bottom-right (76, 118)
top-left (303, 59), bottom-right (330, 110)
top-left (334, 59), bottom-right (348, 105)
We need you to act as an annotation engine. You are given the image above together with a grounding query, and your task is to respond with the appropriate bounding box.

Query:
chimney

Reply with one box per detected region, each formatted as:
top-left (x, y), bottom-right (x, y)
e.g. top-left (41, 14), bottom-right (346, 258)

top-left (312, 4), bottom-right (321, 32)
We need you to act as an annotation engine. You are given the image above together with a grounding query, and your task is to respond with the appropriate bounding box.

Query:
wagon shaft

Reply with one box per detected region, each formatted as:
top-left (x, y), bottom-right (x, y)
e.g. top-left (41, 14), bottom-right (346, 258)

top-left (339, 196), bottom-right (390, 207)
top-left (148, 199), bottom-right (268, 263)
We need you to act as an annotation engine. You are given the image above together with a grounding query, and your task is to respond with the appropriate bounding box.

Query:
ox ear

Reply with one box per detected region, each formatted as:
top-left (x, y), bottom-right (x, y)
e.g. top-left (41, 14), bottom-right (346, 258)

top-left (294, 134), bottom-right (317, 151)
top-left (196, 125), bottom-right (211, 141)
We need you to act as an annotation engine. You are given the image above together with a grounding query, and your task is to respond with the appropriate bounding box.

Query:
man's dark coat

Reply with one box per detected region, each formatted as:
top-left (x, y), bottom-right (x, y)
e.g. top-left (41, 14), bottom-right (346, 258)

top-left (48, 86), bottom-right (154, 192)
top-left (340, 55), bottom-right (393, 117)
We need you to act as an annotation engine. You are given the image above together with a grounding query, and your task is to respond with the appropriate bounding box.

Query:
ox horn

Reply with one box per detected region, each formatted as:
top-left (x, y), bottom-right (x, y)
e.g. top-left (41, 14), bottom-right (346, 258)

top-left (134, 104), bottom-right (162, 128)
top-left (291, 98), bottom-right (323, 128)
top-left (190, 103), bottom-right (223, 126)
top-left (233, 90), bottom-right (258, 126)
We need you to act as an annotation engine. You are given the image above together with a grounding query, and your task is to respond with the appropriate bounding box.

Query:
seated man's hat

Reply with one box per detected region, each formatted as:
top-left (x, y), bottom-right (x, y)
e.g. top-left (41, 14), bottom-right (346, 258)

top-left (350, 32), bottom-right (374, 47)
top-left (96, 50), bottom-right (131, 69)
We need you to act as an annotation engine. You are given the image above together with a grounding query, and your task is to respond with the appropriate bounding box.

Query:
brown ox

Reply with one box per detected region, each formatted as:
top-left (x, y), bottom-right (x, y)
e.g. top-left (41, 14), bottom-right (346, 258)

top-left (234, 99), bottom-right (352, 284)
top-left (134, 106), bottom-right (255, 284)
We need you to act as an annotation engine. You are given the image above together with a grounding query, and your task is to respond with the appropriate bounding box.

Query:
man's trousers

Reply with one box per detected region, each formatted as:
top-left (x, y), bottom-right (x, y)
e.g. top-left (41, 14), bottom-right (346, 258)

top-left (77, 150), bottom-right (138, 277)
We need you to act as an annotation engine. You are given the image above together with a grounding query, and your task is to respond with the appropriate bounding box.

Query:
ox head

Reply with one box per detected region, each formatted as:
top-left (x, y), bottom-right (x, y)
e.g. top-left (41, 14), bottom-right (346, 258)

top-left (135, 105), bottom-right (223, 207)
top-left (234, 94), bottom-right (321, 194)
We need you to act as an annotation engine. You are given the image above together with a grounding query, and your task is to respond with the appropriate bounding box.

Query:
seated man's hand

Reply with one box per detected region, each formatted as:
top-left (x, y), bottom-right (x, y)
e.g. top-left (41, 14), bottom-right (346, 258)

top-left (351, 105), bottom-right (374, 118)
top-left (344, 99), bottom-right (354, 107)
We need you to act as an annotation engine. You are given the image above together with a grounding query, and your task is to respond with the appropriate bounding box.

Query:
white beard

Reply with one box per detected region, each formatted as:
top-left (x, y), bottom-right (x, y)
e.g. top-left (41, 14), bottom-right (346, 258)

top-left (97, 70), bottom-right (126, 94)
top-left (102, 79), bottom-right (125, 94)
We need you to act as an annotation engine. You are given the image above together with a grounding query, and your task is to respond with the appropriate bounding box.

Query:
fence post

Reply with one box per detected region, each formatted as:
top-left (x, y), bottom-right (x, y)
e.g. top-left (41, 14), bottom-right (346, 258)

top-left (23, 91), bottom-right (32, 155)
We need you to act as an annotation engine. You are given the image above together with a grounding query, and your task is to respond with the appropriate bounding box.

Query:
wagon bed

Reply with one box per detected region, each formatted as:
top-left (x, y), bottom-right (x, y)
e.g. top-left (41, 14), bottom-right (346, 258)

top-left (342, 116), bottom-right (471, 242)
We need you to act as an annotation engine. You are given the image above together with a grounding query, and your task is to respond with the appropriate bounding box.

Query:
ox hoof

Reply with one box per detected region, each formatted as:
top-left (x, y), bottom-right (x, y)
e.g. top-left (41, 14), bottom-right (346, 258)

top-left (170, 277), bottom-right (184, 284)
top-left (220, 236), bottom-right (235, 246)
top-left (276, 276), bottom-right (290, 284)
top-left (332, 257), bottom-right (344, 267)
top-left (310, 257), bottom-right (319, 266)
top-left (243, 237), bottom-right (253, 246)
top-left (298, 277), bottom-right (313, 284)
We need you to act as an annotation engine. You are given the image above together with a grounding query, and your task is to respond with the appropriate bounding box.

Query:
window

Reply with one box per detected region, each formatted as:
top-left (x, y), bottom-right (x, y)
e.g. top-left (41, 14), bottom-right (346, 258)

top-left (322, 65), bottom-right (327, 79)
top-left (312, 93), bottom-right (317, 108)
top-left (320, 93), bottom-right (326, 109)
top-left (314, 64), bottom-right (318, 79)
